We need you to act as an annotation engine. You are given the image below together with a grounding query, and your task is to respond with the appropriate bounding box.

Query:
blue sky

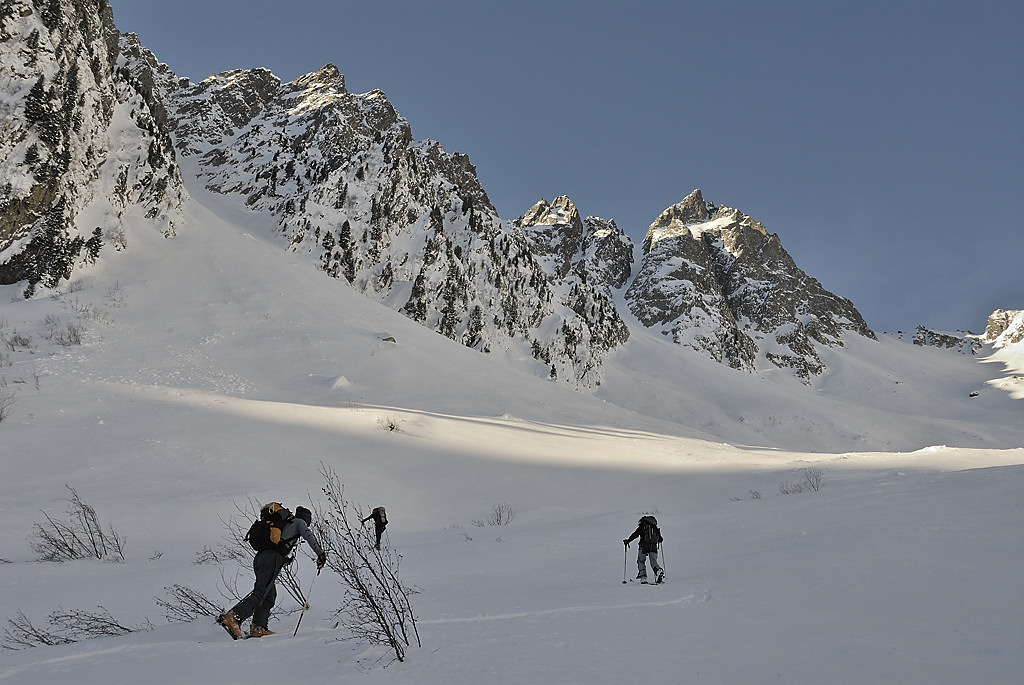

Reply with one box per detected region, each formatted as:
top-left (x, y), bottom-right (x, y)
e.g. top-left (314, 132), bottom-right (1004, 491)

top-left (109, 0), bottom-right (1022, 334)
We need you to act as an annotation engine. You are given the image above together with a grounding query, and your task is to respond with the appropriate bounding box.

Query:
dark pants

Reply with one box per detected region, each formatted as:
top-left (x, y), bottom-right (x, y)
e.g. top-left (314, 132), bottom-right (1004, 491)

top-left (231, 550), bottom-right (285, 628)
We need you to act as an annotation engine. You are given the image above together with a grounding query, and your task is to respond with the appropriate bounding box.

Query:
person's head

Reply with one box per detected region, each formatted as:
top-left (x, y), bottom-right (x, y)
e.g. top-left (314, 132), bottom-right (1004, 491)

top-left (296, 506), bottom-right (312, 526)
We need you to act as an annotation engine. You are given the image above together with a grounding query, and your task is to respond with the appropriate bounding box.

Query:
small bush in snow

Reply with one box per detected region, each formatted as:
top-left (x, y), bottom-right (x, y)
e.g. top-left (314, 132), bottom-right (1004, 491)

top-left (154, 585), bottom-right (222, 623)
top-left (3, 329), bottom-right (33, 351)
top-left (472, 503), bottom-right (516, 527)
top-left (29, 485), bottom-right (126, 562)
top-left (0, 388), bottom-right (14, 423)
top-left (314, 462), bottom-right (420, 665)
top-left (1, 606), bottom-right (148, 650)
top-left (803, 467), bottom-right (825, 492)
top-left (1, 610), bottom-right (74, 649)
top-left (376, 416), bottom-right (402, 432)
top-left (779, 468), bottom-right (826, 495)
top-left (192, 545), bottom-right (239, 565)
top-left (486, 503), bottom-right (515, 526)
top-left (42, 315), bottom-right (84, 346)
top-left (778, 479), bottom-right (804, 495)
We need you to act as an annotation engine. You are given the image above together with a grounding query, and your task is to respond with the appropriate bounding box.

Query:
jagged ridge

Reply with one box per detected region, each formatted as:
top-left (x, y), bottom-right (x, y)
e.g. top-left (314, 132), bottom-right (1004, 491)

top-left (626, 190), bottom-right (875, 380)
top-left (4, 2), bottom-right (972, 390)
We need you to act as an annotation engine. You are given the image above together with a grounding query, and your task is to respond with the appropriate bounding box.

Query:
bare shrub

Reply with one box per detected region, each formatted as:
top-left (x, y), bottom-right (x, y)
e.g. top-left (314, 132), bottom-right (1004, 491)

top-left (193, 544), bottom-right (240, 565)
top-left (802, 467), bottom-right (825, 492)
top-left (49, 606), bottom-right (148, 639)
top-left (0, 388), bottom-right (14, 423)
top-left (472, 503), bottom-right (516, 527)
top-left (29, 485), bottom-right (126, 562)
top-left (376, 416), bottom-right (402, 432)
top-left (43, 315), bottom-right (84, 346)
top-left (3, 329), bottom-right (32, 351)
top-left (1, 610), bottom-right (74, 649)
top-left (315, 462), bottom-right (420, 665)
top-left (778, 480), bottom-right (804, 495)
top-left (105, 281), bottom-right (126, 307)
top-left (779, 468), bottom-right (825, 495)
top-left (1, 606), bottom-right (148, 650)
top-left (154, 585), bottom-right (222, 623)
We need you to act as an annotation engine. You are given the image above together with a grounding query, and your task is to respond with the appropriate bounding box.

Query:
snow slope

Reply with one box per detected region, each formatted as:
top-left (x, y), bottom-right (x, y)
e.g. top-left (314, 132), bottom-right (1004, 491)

top-left (0, 186), bottom-right (1021, 683)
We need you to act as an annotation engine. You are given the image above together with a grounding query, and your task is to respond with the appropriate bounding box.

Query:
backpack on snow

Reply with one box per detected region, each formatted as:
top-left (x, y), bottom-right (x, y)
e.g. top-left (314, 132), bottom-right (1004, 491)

top-left (245, 502), bottom-right (294, 552)
top-left (639, 515), bottom-right (661, 547)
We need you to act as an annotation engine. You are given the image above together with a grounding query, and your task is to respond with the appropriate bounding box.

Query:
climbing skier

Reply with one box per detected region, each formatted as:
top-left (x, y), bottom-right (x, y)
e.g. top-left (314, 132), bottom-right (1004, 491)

top-left (361, 506), bottom-right (388, 550)
top-left (218, 503), bottom-right (326, 639)
top-left (624, 515), bottom-right (664, 583)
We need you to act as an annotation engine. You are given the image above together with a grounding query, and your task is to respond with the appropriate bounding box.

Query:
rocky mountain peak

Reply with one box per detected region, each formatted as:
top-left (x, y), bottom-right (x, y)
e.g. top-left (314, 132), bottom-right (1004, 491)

top-left (983, 309), bottom-right (1024, 346)
top-left (643, 189), bottom-right (708, 251)
top-left (627, 192), bottom-right (874, 380)
top-left (292, 63), bottom-right (346, 92)
top-left (514, 196), bottom-right (585, 279)
top-left (288, 63), bottom-right (351, 115)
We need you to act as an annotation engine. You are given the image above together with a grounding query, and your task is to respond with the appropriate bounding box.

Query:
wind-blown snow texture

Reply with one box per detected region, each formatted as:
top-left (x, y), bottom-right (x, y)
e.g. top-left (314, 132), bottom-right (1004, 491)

top-left (1, 2), bottom-right (1023, 683)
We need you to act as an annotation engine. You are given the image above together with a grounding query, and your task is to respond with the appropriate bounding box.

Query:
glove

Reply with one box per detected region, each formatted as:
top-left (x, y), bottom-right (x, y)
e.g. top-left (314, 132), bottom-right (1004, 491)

top-left (316, 552), bottom-right (327, 570)
top-left (623, 539), bottom-right (629, 546)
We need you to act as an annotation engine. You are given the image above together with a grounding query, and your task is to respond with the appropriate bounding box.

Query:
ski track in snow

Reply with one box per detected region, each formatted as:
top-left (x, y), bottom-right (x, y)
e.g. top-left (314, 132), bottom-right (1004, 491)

top-left (419, 591), bottom-right (700, 625)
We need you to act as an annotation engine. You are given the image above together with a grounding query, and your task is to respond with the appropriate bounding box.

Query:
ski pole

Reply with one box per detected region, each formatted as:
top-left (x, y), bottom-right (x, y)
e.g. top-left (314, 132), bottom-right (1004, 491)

top-left (622, 542), bottom-right (628, 584)
top-left (660, 542), bottom-right (667, 576)
top-left (292, 568), bottom-right (320, 637)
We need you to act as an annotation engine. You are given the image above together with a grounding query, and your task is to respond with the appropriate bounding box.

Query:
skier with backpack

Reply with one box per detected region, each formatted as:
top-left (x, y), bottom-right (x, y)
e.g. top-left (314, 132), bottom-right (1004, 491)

top-left (361, 506), bottom-right (388, 550)
top-left (623, 515), bottom-right (665, 584)
top-left (218, 502), bottom-right (327, 639)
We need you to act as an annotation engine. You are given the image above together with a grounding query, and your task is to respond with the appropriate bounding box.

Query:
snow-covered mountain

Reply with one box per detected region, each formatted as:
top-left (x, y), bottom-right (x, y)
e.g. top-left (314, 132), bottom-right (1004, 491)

top-left (0, 0), bottom-right (1020, 452)
top-left (2, 0), bottom-right (895, 392)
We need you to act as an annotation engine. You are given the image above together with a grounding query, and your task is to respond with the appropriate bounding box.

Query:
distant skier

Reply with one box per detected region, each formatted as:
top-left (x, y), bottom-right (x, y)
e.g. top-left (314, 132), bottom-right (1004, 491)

top-left (624, 515), bottom-right (664, 583)
top-left (361, 506), bottom-right (388, 550)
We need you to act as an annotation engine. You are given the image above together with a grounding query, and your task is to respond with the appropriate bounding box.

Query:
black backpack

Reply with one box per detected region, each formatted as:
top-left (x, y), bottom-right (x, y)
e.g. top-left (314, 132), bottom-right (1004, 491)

top-left (245, 502), bottom-right (294, 552)
top-left (639, 515), bottom-right (661, 546)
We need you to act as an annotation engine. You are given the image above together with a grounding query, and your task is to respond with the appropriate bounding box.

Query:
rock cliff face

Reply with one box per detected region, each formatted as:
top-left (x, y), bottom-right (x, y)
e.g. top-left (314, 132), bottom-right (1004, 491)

top-left (982, 310), bottom-right (1024, 346)
top-left (0, 1), bottom-right (183, 293)
top-left (1, 3), bottom-right (892, 387)
top-left (626, 190), bottom-right (875, 380)
top-left (141, 56), bottom-right (628, 386)
top-left (912, 326), bottom-right (983, 355)
top-left (908, 310), bottom-right (1023, 355)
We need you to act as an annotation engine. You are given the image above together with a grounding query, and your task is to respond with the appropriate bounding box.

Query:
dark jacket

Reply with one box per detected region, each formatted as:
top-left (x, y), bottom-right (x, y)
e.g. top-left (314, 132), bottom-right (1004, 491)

top-left (626, 522), bottom-right (663, 553)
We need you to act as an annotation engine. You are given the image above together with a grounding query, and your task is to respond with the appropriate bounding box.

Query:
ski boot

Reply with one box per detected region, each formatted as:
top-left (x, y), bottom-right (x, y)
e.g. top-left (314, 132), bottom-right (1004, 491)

top-left (216, 610), bottom-right (244, 640)
top-left (249, 624), bottom-right (274, 638)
